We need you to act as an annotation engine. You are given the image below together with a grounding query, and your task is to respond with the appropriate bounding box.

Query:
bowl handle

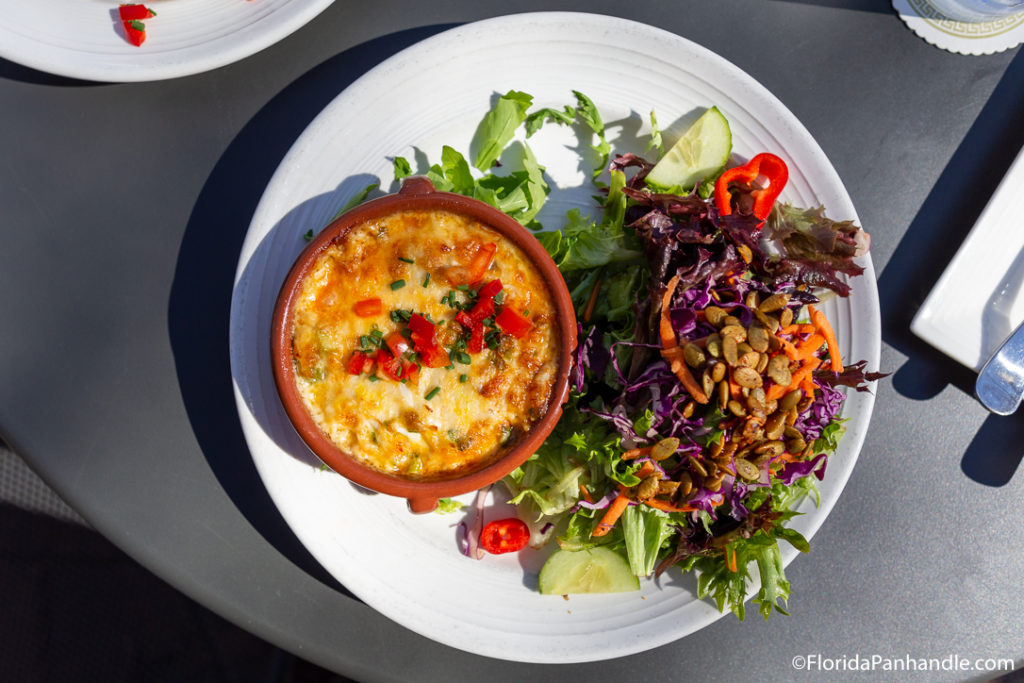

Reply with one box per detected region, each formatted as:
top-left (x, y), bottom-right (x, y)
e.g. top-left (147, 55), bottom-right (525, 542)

top-left (407, 496), bottom-right (439, 514)
top-left (398, 175), bottom-right (436, 196)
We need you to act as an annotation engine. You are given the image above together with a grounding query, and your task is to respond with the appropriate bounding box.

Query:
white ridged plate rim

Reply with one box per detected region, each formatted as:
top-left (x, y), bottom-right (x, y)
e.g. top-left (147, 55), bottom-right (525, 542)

top-left (229, 12), bottom-right (880, 664)
top-left (0, 0), bottom-right (335, 82)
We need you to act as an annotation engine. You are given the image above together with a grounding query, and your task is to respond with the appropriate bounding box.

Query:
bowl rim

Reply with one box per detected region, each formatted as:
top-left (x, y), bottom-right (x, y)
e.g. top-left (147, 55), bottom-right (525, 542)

top-left (270, 176), bottom-right (578, 512)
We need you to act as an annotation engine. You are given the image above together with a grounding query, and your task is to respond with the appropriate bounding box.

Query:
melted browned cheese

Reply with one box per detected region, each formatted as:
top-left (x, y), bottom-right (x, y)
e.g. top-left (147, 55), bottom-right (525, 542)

top-left (291, 209), bottom-right (560, 480)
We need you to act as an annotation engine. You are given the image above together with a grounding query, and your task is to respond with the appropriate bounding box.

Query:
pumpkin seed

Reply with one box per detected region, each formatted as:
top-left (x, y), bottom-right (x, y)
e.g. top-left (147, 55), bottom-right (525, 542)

top-left (755, 440), bottom-right (786, 457)
top-left (683, 342), bottom-right (706, 368)
top-left (720, 324), bottom-right (747, 343)
top-left (658, 480), bottom-right (680, 496)
top-left (701, 369), bottom-right (715, 398)
top-left (738, 350), bottom-right (761, 369)
top-left (704, 474), bottom-right (724, 492)
top-left (704, 306), bottom-right (726, 327)
top-left (736, 243), bottom-right (753, 264)
top-left (717, 379), bottom-right (730, 410)
top-left (709, 437), bottom-right (724, 458)
top-left (746, 387), bottom-right (767, 413)
top-left (779, 307), bottom-right (794, 328)
top-left (723, 315), bottom-right (742, 328)
top-left (753, 308), bottom-right (780, 334)
top-left (734, 457), bottom-right (760, 481)
top-left (798, 396), bottom-right (814, 413)
top-left (677, 472), bottom-right (693, 497)
top-left (722, 335), bottom-right (738, 366)
top-left (779, 389), bottom-right (803, 412)
top-left (801, 444), bottom-right (815, 459)
top-left (745, 291), bottom-right (760, 309)
top-left (721, 439), bottom-right (739, 459)
top-left (783, 425), bottom-right (802, 440)
top-left (787, 437), bottom-right (807, 454)
top-left (751, 451), bottom-right (774, 466)
top-left (727, 400), bottom-right (746, 417)
top-left (747, 323), bottom-right (770, 352)
top-left (637, 475), bottom-right (660, 501)
top-left (682, 400), bottom-right (696, 419)
top-left (688, 455), bottom-right (708, 478)
top-left (710, 361), bottom-right (726, 383)
top-left (785, 406), bottom-right (799, 426)
top-left (732, 366), bottom-right (763, 388)
top-left (651, 437), bottom-right (680, 461)
top-left (759, 293), bottom-right (790, 313)
top-left (705, 333), bottom-right (722, 358)
top-left (767, 354), bottom-right (792, 387)
top-left (764, 412), bottom-right (787, 440)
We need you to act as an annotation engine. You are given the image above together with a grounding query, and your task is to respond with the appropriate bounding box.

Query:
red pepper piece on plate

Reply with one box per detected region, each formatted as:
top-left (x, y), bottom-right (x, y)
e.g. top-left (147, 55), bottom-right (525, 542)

top-left (122, 19), bottom-right (146, 46)
top-left (714, 152), bottom-right (788, 222)
top-left (408, 313), bottom-right (436, 340)
top-left (375, 348), bottom-right (403, 381)
top-left (495, 307), bottom-right (532, 338)
top-left (475, 279), bottom-right (503, 301)
top-left (384, 331), bottom-right (411, 359)
top-left (468, 296), bottom-right (495, 324)
top-left (467, 322), bottom-right (485, 353)
top-left (479, 518), bottom-right (530, 554)
top-left (118, 4), bottom-right (155, 21)
top-left (447, 242), bottom-right (498, 285)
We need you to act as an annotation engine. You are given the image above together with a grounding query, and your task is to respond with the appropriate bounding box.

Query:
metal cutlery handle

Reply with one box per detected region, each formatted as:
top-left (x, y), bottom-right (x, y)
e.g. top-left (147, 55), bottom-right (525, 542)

top-left (976, 319), bottom-right (1024, 415)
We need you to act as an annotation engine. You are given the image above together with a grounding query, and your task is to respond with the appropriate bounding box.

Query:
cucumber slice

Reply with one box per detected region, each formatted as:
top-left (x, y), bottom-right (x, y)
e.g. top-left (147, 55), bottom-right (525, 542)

top-left (645, 106), bottom-right (731, 191)
top-left (538, 547), bottom-right (640, 595)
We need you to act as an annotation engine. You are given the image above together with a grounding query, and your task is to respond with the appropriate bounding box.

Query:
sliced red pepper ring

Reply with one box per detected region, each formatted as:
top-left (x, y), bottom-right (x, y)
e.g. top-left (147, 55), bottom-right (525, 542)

top-left (353, 298), bottom-right (383, 317)
top-left (495, 307), bottom-right (532, 338)
top-left (714, 152), bottom-right (789, 221)
top-left (479, 518), bottom-right (530, 554)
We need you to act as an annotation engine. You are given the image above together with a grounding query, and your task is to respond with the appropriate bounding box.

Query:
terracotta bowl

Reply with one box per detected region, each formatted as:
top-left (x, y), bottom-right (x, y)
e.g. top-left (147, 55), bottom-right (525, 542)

top-left (271, 176), bottom-right (577, 513)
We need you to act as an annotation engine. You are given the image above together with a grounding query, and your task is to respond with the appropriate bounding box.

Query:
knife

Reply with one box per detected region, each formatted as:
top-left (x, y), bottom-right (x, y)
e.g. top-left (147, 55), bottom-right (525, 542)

top-left (975, 319), bottom-right (1024, 415)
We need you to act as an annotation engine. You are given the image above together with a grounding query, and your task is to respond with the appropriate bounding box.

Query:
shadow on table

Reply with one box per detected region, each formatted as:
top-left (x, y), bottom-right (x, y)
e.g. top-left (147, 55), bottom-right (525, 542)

top-left (878, 48), bottom-right (1024, 485)
top-left (167, 24), bottom-right (456, 595)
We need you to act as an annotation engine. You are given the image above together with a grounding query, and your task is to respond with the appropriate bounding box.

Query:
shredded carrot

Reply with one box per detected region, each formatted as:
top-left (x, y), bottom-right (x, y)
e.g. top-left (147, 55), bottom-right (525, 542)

top-left (766, 382), bottom-right (797, 402)
top-left (766, 356), bottom-right (822, 402)
top-left (726, 546), bottom-right (738, 573)
top-left (622, 446), bottom-right (653, 460)
top-left (583, 278), bottom-right (602, 323)
top-left (663, 346), bottom-right (709, 404)
top-left (643, 498), bottom-right (696, 514)
top-left (659, 274), bottom-right (681, 350)
top-left (779, 337), bottom-right (800, 360)
top-left (592, 490), bottom-right (630, 537)
top-left (634, 461), bottom-right (656, 478)
top-left (579, 484), bottom-right (593, 504)
top-left (792, 333), bottom-right (826, 362)
top-left (809, 305), bottom-right (844, 372)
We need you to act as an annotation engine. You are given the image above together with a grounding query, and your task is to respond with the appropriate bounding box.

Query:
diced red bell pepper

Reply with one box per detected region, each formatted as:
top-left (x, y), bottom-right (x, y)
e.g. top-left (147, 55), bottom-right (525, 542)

top-left (714, 152), bottom-right (788, 222)
top-left (479, 518), bottom-right (530, 554)
top-left (400, 359), bottom-right (419, 382)
top-left (408, 313), bottom-right (435, 340)
top-left (447, 242), bottom-right (498, 285)
top-left (347, 351), bottom-right (372, 376)
top-left (122, 19), bottom-right (146, 46)
top-left (476, 279), bottom-right (503, 301)
top-left (467, 323), bottom-right (485, 353)
top-left (353, 298), bottom-right (383, 317)
top-left (118, 4), bottom-right (155, 21)
top-left (415, 341), bottom-right (448, 368)
top-left (385, 331), bottom-right (411, 359)
top-left (495, 307), bottom-right (532, 338)
top-left (455, 311), bottom-right (474, 329)
top-left (376, 349), bottom-right (404, 381)
top-left (468, 296), bottom-right (495, 323)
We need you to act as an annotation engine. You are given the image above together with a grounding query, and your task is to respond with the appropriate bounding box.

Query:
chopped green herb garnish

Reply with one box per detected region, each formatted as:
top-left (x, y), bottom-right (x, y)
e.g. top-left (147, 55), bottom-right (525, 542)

top-left (494, 290), bottom-right (505, 305)
top-left (303, 229), bottom-right (314, 242)
top-left (370, 328), bottom-right (383, 340)
top-left (459, 374), bottom-right (469, 383)
top-left (130, 19), bottom-right (145, 31)
top-left (485, 330), bottom-right (501, 349)
top-left (390, 309), bottom-right (412, 322)
top-left (368, 374), bottom-right (380, 382)
top-left (456, 284), bottom-right (470, 292)
top-left (390, 279), bottom-right (406, 290)
top-left (454, 351), bottom-right (472, 365)
top-left (425, 387), bottom-right (441, 401)
top-left (398, 257), bottom-right (415, 264)
top-left (523, 309), bottom-right (530, 316)
top-left (423, 273), bottom-right (431, 287)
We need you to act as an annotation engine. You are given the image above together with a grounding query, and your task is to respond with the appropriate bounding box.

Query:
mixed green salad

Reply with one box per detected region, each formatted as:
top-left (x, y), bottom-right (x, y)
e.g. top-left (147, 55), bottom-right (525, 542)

top-left (375, 90), bottom-right (881, 620)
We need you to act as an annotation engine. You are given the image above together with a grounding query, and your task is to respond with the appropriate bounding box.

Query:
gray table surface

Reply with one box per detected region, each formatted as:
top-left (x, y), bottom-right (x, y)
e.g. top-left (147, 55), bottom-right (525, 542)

top-left (3, 0), bottom-right (1024, 681)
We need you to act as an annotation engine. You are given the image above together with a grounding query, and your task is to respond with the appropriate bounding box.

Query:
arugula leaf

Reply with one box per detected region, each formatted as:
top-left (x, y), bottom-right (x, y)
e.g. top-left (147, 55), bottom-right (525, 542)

top-left (440, 145), bottom-right (475, 194)
top-left (393, 156), bottom-right (412, 181)
top-left (572, 90), bottom-right (610, 179)
top-left (646, 109), bottom-right (664, 156)
top-left (524, 104), bottom-right (576, 136)
top-left (472, 90), bottom-right (534, 171)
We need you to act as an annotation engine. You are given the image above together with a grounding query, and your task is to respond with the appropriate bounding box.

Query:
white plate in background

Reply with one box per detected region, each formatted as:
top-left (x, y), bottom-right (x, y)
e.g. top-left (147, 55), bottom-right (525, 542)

top-left (0, 0), bottom-right (334, 82)
top-left (912, 144), bottom-right (1024, 371)
top-left (229, 12), bottom-right (880, 663)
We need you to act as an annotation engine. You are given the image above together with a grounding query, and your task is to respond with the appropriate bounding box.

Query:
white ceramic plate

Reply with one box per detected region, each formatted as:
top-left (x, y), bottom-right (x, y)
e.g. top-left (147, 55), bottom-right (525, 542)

top-left (0, 0), bottom-right (334, 82)
top-left (229, 12), bottom-right (880, 663)
top-left (912, 142), bottom-right (1024, 371)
